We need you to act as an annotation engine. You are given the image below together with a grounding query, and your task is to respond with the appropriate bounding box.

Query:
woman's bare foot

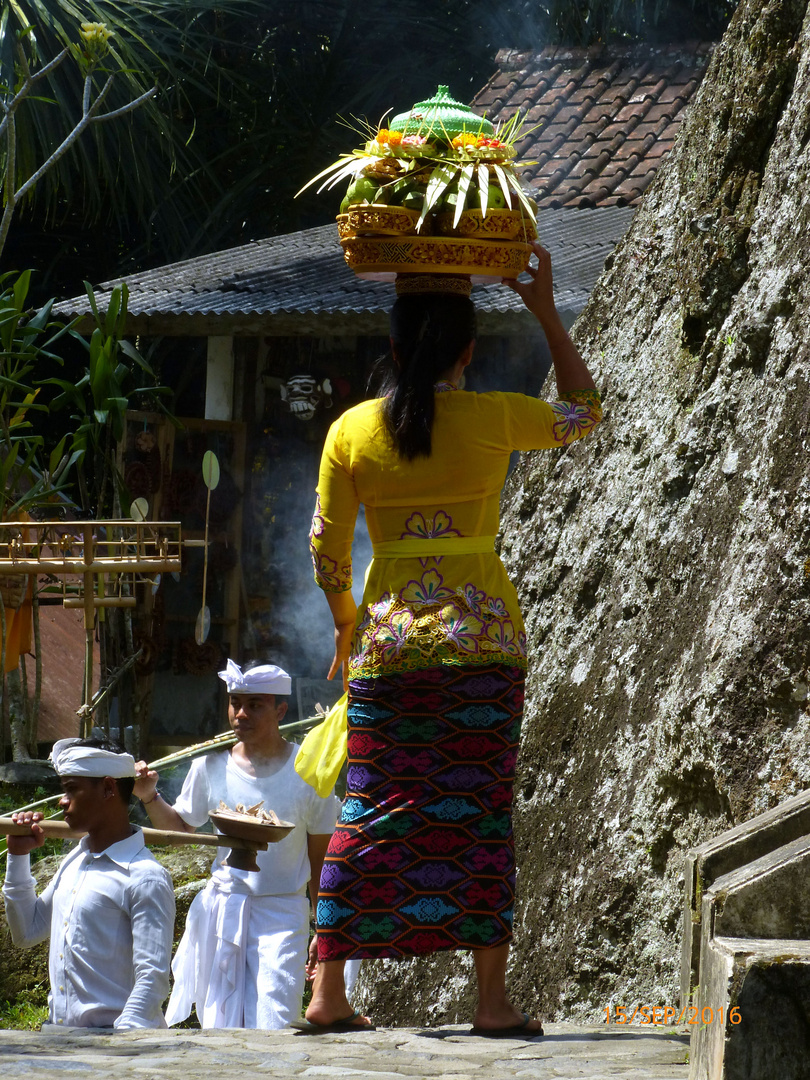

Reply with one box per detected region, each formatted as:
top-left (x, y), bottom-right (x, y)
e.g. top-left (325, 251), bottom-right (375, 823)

top-left (471, 1001), bottom-right (543, 1034)
top-left (305, 959), bottom-right (373, 1029)
top-left (472, 943), bottom-right (542, 1033)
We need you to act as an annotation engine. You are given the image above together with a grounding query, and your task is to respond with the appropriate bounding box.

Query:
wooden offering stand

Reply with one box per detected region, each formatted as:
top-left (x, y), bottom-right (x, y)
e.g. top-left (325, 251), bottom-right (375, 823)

top-left (209, 810), bottom-right (294, 872)
top-left (0, 815), bottom-right (294, 874)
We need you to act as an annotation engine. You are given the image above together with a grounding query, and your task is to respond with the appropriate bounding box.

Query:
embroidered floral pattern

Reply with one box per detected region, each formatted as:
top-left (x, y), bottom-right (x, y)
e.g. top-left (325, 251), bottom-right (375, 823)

top-left (310, 493), bottom-right (353, 591)
top-left (310, 544), bottom-right (353, 592)
top-left (310, 494), bottom-right (325, 540)
top-left (401, 510), bottom-right (460, 542)
top-left (458, 583), bottom-right (486, 614)
top-left (549, 399), bottom-right (600, 443)
top-left (561, 388), bottom-right (602, 414)
top-left (549, 389), bottom-right (603, 444)
top-left (400, 570), bottom-right (456, 608)
top-left (351, 566), bottom-right (527, 679)
top-left (401, 509), bottom-right (461, 567)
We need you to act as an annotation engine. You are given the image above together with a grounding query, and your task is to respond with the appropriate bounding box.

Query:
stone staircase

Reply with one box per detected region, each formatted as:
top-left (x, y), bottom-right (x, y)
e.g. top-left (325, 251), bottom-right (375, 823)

top-left (681, 789), bottom-right (810, 1080)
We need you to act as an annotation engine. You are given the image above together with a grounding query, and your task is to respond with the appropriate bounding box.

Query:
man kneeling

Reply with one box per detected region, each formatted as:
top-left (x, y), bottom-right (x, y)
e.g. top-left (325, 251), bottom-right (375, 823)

top-left (3, 738), bottom-right (175, 1030)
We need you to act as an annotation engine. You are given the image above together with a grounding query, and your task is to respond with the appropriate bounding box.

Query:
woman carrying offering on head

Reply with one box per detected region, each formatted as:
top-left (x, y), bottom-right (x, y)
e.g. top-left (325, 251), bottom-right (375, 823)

top-left (305, 241), bottom-right (602, 1034)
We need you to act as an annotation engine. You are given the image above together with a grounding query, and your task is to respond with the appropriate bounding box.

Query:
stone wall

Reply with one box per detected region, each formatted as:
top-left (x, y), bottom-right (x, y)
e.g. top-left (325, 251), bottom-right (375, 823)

top-left (356, 0), bottom-right (810, 1024)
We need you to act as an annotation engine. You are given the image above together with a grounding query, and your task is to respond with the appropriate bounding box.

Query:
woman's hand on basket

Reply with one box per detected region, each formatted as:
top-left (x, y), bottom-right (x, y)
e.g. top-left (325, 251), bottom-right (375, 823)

top-left (503, 241), bottom-right (557, 328)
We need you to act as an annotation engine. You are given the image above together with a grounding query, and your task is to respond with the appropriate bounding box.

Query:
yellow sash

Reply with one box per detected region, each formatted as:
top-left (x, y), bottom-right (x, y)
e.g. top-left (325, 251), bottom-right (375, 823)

top-left (294, 693), bottom-right (348, 797)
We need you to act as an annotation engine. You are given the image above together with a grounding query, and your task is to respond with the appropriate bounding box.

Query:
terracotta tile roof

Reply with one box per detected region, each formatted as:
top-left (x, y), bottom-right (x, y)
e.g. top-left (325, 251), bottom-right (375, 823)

top-left (473, 42), bottom-right (714, 209)
top-left (55, 209), bottom-right (635, 337)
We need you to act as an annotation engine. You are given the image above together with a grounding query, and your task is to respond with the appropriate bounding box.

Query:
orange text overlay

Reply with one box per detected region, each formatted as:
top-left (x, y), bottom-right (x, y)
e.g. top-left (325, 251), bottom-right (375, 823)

top-left (604, 1005), bottom-right (742, 1025)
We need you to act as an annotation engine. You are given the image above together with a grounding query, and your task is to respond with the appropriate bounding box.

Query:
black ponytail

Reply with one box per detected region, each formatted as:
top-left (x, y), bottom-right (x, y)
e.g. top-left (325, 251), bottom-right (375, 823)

top-left (380, 294), bottom-right (476, 460)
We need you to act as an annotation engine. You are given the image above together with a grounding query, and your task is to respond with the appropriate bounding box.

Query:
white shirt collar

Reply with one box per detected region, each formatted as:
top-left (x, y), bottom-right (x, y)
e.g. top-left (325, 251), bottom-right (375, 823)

top-left (78, 827), bottom-right (146, 868)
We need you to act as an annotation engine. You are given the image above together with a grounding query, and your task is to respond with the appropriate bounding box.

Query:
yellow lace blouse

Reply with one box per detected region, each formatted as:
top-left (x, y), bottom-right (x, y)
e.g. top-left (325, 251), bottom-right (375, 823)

top-left (310, 385), bottom-right (602, 681)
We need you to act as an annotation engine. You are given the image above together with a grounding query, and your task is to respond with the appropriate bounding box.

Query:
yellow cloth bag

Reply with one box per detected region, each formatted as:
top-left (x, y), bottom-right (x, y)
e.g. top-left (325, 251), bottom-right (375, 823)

top-left (294, 692), bottom-right (348, 797)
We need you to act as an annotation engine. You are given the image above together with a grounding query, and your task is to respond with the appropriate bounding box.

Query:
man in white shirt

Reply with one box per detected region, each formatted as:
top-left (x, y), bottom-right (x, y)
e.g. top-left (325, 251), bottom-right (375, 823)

top-left (3, 738), bottom-right (175, 1031)
top-left (135, 660), bottom-right (340, 1029)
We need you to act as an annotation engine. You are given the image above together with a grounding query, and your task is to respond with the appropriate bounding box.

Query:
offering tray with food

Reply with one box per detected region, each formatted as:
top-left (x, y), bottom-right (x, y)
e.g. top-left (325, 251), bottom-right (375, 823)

top-left (209, 801), bottom-right (294, 843)
top-left (0, 814), bottom-right (272, 873)
top-left (209, 801), bottom-right (294, 872)
top-left (299, 85), bottom-right (538, 285)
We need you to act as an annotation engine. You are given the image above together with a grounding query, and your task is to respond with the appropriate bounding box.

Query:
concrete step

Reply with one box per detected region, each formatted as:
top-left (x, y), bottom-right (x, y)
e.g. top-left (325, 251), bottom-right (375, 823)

top-left (680, 788), bottom-right (810, 1006)
top-left (689, 937), bottom-right (810, 1080)
top-left (701, 832), bottom-right (810, 942)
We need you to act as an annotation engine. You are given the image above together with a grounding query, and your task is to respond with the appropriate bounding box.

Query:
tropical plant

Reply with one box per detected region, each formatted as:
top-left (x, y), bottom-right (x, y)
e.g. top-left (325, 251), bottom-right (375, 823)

top-left (0, 18), bottom-right (156, 262)
top-left (0, 269), bottom-right (83, 762)
top-left (0, 270), bottom-right (77, 521)
top-left (45, 281), bottom-right (175, 518)
top-left (0, 0), bottom-right (262, 262)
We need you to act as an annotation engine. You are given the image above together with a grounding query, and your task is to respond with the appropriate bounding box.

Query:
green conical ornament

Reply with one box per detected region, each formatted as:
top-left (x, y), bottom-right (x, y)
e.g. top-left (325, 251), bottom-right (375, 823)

top-left (389, 85), bottom-right (495, 140)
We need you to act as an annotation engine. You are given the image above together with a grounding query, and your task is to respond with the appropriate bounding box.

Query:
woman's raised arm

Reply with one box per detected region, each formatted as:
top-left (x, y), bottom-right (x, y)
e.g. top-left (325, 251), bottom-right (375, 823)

top-left (505, 241), bottom-right (596, 395)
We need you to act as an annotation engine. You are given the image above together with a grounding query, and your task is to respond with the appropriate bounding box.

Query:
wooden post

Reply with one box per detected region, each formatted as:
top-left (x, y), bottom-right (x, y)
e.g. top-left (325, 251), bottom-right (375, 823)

top-left (82, 523), bottom-right (95, 736)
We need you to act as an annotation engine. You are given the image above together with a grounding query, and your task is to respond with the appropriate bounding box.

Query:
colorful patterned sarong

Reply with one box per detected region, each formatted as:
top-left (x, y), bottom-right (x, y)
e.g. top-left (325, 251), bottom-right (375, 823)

top-left (316, 664), bottom-right (524, 959)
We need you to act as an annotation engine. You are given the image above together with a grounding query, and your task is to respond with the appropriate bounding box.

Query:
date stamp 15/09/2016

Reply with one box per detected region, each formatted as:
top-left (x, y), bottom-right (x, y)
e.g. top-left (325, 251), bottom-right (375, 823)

top-left (604, 1005), bottom-right (742, 1026)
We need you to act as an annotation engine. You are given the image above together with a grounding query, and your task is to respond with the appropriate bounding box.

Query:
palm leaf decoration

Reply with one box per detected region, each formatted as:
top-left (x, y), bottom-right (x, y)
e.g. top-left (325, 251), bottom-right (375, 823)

top-left (453, 162), bottom-right (475, 229)
top-left (492, 163), bottom-right (514, 209)
top-left (416, 162), bottom-right (457, 231)
top-left (299, 83), bottom-right (543, 238)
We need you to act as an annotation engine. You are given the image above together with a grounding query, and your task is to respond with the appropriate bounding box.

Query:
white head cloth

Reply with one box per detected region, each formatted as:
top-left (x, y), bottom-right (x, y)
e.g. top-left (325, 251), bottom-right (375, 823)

top-left (50, 738), bottom-right (136, 778)
top-left (218, 658), bottom-right (292, 696)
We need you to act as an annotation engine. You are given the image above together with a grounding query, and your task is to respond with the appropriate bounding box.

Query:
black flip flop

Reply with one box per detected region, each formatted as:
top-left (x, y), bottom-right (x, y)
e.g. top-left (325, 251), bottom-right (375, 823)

top-left (470, 1012), bottom-right (543, 1038)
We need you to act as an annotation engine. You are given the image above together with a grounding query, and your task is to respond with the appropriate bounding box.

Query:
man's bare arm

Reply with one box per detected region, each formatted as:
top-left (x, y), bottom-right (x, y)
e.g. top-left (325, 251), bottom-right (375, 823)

top-left (133, 762), bottom-right (196, 833)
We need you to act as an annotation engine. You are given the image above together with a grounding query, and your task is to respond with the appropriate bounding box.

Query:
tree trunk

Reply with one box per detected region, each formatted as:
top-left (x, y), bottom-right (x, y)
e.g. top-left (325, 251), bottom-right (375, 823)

top-left (357, 0), bottom-right (810, 1025)
top-left (7, 666), bottom-right (30, 761)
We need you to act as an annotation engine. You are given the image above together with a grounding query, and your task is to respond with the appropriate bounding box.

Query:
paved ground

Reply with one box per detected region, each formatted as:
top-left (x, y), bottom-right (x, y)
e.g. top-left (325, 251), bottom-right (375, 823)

top-left (0, 1023), bottom-right (691, 1079)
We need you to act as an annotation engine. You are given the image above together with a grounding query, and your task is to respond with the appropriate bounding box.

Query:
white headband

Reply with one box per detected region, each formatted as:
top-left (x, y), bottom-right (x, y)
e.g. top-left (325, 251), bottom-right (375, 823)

top-left (218, 659), bottom-right (291, 696)
top-left (50, 739), bottom-right (136, 779)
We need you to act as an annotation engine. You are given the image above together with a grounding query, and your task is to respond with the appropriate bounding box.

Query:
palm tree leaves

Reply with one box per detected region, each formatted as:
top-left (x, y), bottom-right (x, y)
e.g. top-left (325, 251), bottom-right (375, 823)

top-left (0, 0), bottom-right (263, 253)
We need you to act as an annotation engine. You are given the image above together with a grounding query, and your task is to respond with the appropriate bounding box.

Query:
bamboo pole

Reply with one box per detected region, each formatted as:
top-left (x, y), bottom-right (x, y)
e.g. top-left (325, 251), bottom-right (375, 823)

top-left (0, 816), bottom-right (269, 853)
top-left (4, 714), bottom-right (322, 817)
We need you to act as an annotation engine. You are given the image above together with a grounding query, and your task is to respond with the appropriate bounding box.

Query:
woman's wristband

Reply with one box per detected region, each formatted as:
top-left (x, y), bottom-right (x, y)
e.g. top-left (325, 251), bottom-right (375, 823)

top-left (142, 790), bottom-right (161, 806)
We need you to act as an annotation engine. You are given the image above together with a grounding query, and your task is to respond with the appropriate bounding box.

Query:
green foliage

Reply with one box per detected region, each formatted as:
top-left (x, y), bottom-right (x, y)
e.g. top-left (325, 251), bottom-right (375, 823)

top-left (0, 984), bottom-right (49, 1029)
top-left (0, 0), bottom-right (264, 256)
top-left (44, 282), bottom-right (176, 516)
top-left (0, 270), bottom-right (77, 520)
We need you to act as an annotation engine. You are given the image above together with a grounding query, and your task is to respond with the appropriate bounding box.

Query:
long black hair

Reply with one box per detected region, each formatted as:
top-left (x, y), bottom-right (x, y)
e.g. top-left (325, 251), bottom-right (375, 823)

top-left (378, 293), bottom-right (477, 460)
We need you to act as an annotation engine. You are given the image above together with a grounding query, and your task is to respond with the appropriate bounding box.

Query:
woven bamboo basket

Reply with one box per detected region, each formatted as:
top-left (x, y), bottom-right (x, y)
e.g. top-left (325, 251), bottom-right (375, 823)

top-left (340, 234), bottom-right (531, 283)
top-left (435, 207), bottom-right (537, 241)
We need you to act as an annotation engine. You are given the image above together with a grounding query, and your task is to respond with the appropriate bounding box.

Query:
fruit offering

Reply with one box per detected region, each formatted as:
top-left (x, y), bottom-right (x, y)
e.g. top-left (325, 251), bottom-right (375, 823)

top-left (299, 85), bottom-right (538, 236)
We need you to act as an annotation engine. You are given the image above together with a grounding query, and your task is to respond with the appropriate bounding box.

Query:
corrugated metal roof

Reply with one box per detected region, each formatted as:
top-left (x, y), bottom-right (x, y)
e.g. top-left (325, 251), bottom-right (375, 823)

top-left (56, 208), bottom-right (635, 336)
